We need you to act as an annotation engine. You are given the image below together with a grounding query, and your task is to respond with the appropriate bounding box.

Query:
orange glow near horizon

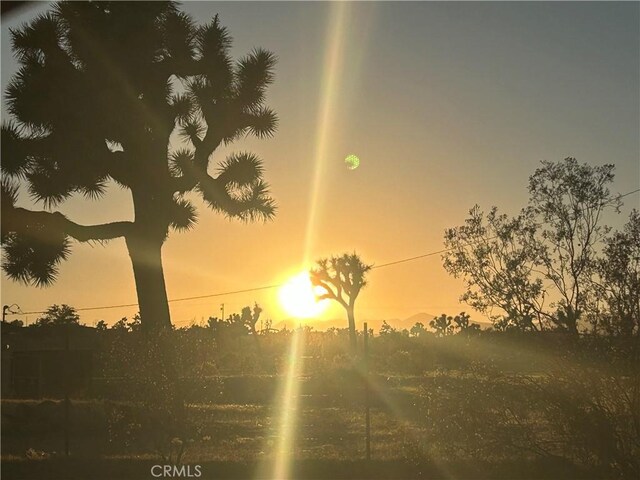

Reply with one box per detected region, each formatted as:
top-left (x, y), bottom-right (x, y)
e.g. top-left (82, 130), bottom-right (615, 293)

top-left (2, 2), bottom-right (638, 331)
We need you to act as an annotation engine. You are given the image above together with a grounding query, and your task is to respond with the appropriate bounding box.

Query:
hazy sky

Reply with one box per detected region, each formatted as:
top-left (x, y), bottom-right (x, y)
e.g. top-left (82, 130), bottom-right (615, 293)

top-left (1, 1), bottom-right (639, 328)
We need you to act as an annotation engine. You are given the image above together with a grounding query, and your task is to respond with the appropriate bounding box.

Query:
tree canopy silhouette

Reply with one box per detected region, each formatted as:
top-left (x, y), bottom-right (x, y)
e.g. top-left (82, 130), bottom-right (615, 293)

top-left (443, 158), bottom-right (622, 334)
top-left (310, 253), bottom-right (372, 354)
top-left (34, 303), bottom-right (80, 327)
top-left (595, 210), bottom-right (640, 337)
top-left (1, 2), bottom-right (278, 332)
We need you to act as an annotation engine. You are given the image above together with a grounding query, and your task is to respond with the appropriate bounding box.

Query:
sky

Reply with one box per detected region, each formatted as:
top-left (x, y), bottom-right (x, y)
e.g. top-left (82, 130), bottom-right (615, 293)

top-left (1, 1), bottom-right (639, 328)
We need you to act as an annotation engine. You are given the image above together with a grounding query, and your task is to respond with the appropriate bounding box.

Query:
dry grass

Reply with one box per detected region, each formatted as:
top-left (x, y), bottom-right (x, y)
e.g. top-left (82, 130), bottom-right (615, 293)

top-left (2, 366), bottom-right (636, 479)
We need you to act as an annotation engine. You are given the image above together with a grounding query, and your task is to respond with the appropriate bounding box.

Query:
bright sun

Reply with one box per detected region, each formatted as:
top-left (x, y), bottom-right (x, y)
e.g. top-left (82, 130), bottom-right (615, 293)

top-left (278, 272), bottom-right (330, 318)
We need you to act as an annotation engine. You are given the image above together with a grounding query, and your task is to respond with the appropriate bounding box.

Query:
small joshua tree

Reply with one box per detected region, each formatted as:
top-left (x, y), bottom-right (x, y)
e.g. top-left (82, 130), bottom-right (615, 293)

top-left (310, 253), bottom-right (372, 354)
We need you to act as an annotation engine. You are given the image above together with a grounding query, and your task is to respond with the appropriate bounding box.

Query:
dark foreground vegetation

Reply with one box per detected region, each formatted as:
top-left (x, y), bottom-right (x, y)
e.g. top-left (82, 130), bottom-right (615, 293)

top-left (2, 324), bottom-right (639, 479)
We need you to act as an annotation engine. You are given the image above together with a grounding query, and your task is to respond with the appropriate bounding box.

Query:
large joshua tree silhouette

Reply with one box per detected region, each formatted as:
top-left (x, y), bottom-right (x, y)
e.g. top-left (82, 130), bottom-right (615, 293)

top-left (310, 253), bottom-right (372, 354)
top-left (1, 2), bottom-right (278, 333)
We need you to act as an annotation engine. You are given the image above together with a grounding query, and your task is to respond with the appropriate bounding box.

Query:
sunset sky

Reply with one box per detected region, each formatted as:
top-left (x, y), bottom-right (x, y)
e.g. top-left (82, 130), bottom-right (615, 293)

top-left (1, 2), bottom-right (639, 328)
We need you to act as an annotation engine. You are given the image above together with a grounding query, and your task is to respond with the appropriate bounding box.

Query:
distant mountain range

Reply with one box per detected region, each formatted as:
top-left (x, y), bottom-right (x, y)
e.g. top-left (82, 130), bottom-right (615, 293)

top-left (273, 312), bottom-right (491, 333)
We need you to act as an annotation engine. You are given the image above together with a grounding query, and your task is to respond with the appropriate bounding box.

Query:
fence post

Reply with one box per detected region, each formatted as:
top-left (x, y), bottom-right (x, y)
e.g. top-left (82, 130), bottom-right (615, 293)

top-left (364, 322), bottom-right (371, 460)
top-left (64, 323), bottom-right (70, 457)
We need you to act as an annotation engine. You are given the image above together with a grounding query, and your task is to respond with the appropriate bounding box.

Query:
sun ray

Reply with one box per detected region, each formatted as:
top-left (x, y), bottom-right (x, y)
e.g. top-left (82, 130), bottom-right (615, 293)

top-left (264, 3), bottom-right (377, 477)
top-left (266, 6), bottom-right (351, 475)
top-left (270, 327), bottom-right (306, 479)
top-left (303, 2), bottom-right (351, 264)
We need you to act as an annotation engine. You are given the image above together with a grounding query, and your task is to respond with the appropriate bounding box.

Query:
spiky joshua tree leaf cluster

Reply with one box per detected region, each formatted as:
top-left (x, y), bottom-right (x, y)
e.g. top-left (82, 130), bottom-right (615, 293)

top-left (1, 3), bottom-right (278, 269)
top-left (2, 2), bottom-right (278, 331)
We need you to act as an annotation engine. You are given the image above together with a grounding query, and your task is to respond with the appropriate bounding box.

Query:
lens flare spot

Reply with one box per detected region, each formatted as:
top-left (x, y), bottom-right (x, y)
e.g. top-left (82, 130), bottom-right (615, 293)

top-left (345, 154), bottom-right (360, 170)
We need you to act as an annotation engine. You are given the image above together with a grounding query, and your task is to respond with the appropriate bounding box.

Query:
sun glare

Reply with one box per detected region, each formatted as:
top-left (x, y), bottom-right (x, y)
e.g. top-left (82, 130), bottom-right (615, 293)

top-left (278, 272), bottom-right (329, 318)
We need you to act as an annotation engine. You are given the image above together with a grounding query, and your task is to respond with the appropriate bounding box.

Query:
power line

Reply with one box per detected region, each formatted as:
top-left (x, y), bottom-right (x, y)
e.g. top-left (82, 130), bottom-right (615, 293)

top-left (371, 248), bottom-right (451, 269)
top-left (168, 284), bottom-right (283, 305)
top-left (370, 187), bottom-right (640, 270)
top-left (19, 248), bottom-right (456, 315)
top-left (21, 284), bottom-right (284, 315)
top-left (9, 240), bottom-right (495, 315)
top-left (619, 188), bottom-right (640, 198)
top-left (15, 187), bottom-right (640, 317)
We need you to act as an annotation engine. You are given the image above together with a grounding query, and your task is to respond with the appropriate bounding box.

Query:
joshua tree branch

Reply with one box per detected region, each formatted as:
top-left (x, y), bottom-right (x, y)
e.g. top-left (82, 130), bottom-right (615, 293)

top-left (315, 279), bottom-right (347, 308)
top-left (107, 151), bottom-right (134, 186)
top-left (5, 207), bottom-right (132, 242)
top-left (171, 141), bottom-right (222, 193)
top-left (172, 166), bottom-right (203, 194)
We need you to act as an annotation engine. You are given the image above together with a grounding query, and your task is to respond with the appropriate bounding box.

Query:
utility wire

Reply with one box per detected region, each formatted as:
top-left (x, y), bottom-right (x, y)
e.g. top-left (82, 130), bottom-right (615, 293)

top-left (370, 186), bottom-right (640, 270)
top-left (20, 285), bottom-right (284, 315)
top-left (17, 247), bottom-right (455, 315)
top-left (619, 188), bottom-right (640, 198)
top-left (15, 187), bottom-right (640, 316)
top-left (371, 248), bottom-right (452, 269)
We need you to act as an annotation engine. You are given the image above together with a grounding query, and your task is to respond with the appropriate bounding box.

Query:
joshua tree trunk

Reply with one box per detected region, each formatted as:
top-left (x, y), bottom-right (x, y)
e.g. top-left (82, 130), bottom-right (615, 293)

top-left (347, 304), bottom-right (357, 355)
top-left (124, 182), bottom-right (174, 333)
top-left (126, 232), bottom-right (172, 334)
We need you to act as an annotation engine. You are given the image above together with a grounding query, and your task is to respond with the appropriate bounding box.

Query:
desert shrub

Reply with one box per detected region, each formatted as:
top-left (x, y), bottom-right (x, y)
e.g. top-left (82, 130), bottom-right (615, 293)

top-left (415, 361), bottom-right (639, 478)
top-left (529, 365), bottom-right (640, 478)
